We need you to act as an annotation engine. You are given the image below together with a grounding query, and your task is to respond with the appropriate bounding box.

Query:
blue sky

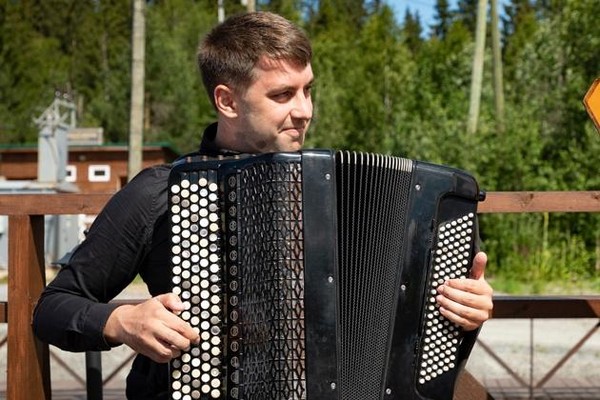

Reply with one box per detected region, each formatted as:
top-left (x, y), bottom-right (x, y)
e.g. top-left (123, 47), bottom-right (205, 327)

top-left (389, 0), bottom-right (508, 36)
top-left (390, 0), bottom-right (453, 35)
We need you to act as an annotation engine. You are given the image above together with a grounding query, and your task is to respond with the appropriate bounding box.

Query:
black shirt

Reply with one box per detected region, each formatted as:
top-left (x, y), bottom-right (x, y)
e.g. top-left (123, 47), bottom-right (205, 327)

top-left (32, 123), bottom-right (232, 399)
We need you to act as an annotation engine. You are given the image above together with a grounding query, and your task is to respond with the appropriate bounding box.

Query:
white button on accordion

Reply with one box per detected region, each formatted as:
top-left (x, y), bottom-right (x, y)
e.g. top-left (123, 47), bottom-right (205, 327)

top-left (167, 149), bottom-right (485, 400)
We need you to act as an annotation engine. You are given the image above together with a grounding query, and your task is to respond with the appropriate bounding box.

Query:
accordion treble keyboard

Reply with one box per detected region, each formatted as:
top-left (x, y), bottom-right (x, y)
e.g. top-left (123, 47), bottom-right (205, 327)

top-left (168, 150), bottom-right (483, 400)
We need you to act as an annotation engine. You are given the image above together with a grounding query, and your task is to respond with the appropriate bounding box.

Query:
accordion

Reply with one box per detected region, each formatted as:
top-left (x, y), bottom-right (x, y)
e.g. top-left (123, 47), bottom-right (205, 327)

top-left (167, 149), bottom-right (485, 400)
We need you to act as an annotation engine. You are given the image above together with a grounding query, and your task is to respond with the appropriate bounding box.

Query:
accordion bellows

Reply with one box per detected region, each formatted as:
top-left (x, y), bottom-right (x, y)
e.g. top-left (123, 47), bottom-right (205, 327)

top-left (167, 149), bottom-right (484, 400)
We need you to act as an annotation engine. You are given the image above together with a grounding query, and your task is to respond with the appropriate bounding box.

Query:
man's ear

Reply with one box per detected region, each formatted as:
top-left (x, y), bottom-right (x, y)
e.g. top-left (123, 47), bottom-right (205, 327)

top-left (214, 84), bottom-right (238, 118)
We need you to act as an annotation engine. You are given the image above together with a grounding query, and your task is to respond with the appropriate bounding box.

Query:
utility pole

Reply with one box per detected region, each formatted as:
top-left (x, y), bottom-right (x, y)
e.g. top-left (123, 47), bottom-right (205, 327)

top-left (218, 0), bottom-right (225, 23)
top-left (467, 0), bottom-right (488, 134)
top-left (128, 0), bottom-right (145, 182)
top-left (491, 0), bottom-right (505, 133)
top-left (224, 0), bottom-right (255, 23)
top-left (239, 0), bottom-right (255, 13)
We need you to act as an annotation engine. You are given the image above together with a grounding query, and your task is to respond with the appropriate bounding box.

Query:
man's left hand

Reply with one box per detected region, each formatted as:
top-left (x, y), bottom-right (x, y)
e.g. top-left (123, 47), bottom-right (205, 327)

top-left (436, 251), bottom-right (493, 331)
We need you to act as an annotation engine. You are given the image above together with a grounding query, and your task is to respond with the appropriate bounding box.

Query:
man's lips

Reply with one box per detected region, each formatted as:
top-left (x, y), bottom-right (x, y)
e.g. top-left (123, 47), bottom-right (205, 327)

top-left (281, 127), bottom-right (304, 139)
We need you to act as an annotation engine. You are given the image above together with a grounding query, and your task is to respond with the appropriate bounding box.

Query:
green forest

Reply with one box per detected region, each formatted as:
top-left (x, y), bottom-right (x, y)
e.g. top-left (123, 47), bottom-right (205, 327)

top-left (1, 0), bottom-right (599, 293)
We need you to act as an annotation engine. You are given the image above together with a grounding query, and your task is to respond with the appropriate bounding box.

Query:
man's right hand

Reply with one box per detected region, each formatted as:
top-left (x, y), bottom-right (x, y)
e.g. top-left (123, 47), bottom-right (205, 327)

top-left (103, 293), bottom-right (200, 363)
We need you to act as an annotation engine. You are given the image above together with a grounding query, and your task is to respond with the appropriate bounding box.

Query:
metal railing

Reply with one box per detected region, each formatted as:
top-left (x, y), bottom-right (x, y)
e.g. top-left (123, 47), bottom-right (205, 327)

top-left (0, 191), bottom-right (599, 399)
top-left (478, 296), bottom-right (600, 399)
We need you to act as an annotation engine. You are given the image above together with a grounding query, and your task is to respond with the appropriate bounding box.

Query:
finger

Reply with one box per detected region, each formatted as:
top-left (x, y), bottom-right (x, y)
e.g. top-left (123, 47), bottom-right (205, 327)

top-left (436, 294), bottom-right (489, 331)
top-left (148, 299), bottom-right (200, 345)
top-left (469, 251), bottom-right (487, 280)
top-left (126, 325), bottom-right (184, 364)
top-left (443, 277), bottom-right (493, 297)
top-left (166, 314), bottom-right (201, 344)
top-left (437, 302), bottom-right (481, 331)
top-left (439, 280), bottom-right (494, 315)
top-left (156, 325), bottom-right (194, 352)
top-left (146, 339), bottom-right (182, 363)
top-left (437, 283), bottom-right (493, 327)
top-left (154, 293), bottom-right (186, 313)
top-left (141, 297), bottom-right (199, 349)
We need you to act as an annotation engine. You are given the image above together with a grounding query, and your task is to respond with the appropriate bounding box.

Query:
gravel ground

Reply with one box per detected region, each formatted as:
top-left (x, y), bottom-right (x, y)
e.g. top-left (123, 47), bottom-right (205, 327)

top-left (467, 318), bottom-right (600, 398)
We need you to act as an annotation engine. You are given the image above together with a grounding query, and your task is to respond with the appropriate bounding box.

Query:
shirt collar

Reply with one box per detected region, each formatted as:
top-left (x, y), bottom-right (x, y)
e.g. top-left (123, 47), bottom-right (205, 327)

top-left (199, 122), bottom-right (241, 157)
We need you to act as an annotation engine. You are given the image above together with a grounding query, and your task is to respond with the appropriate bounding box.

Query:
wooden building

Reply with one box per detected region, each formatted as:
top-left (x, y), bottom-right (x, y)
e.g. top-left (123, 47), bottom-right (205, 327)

top-left (0, 142), bottom-right (180, 194)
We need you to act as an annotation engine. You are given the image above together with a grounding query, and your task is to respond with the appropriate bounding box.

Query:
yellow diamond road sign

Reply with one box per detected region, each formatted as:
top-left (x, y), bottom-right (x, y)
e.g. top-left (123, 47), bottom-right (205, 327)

top-left (584, 78), bottom-right (600, 132)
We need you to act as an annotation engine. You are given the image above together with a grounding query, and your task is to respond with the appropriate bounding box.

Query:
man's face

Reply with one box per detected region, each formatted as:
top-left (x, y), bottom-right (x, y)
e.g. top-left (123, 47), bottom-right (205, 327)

top-left (233, 57), bottom-right (314, 153)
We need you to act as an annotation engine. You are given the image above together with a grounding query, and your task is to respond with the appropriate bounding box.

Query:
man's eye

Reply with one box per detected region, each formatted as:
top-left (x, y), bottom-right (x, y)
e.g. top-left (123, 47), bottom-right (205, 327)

top-left (272, 92), bottom-right (292, 101)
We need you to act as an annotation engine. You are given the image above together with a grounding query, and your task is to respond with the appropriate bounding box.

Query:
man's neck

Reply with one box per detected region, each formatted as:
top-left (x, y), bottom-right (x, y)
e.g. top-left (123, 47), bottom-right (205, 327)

top-left (214, 118), bottom-right (239, 151)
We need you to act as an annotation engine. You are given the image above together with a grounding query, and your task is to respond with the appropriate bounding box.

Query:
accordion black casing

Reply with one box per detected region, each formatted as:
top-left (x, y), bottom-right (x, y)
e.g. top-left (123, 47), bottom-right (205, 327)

top-left (167, 149), bottom-right (485, 400)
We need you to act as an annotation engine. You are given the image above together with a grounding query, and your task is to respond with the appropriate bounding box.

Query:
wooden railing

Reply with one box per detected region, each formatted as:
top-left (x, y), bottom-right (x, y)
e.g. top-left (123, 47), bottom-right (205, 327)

top-left (1, 191), bottom-right (600, 399)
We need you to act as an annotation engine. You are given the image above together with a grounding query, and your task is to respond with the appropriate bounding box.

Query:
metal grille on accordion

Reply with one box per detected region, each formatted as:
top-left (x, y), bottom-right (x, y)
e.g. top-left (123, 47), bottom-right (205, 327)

top-left (167, 149), bottom-right (484, 400)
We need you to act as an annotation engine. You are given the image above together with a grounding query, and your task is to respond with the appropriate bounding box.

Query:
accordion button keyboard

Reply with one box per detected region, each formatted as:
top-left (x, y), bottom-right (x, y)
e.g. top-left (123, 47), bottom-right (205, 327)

top-left (417, 213), bottom-right (476, 386)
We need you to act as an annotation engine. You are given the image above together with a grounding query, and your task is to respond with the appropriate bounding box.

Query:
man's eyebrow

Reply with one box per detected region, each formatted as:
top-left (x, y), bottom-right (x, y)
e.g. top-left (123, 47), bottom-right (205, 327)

top-left (266, 85), bottom-right (293, 95)
top-left (268, 80), bottom-right (313, 94)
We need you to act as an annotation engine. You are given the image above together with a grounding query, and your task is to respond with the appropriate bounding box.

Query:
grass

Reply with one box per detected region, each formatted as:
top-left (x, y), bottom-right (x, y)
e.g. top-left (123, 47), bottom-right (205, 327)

top-left (488, 275), bottom-right (600, 295)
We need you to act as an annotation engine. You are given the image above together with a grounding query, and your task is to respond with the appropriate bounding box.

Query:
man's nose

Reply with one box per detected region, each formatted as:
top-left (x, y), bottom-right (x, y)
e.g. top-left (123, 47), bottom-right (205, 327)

top-left (291, 93), bottom-right (312, 119)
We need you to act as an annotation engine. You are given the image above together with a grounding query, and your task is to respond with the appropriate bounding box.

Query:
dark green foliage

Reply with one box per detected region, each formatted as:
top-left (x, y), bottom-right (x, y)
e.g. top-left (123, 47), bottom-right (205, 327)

top-left (144, 0), bottom-right (215, 152)
top-left (455, 0), bottom-right (479, 33)
top-left (402, 8), bottom-right (423, 54)
top-left (431, 0), bottom-right (452, 39)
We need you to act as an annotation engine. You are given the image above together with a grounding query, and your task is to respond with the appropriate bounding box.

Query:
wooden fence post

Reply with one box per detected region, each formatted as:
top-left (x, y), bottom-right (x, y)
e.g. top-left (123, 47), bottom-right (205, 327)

top-left (7, 215), bottom-right (51, 399)
top-left (454, 370), bottom-right (495, 400)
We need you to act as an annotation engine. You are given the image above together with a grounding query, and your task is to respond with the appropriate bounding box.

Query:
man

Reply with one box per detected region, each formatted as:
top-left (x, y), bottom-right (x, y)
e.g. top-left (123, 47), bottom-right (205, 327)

top-left (33, 11), bottom-right (493, 399)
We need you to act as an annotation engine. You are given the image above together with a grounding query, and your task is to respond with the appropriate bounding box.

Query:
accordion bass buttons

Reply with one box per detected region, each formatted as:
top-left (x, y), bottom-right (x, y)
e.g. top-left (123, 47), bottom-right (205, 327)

top-left (417, 213), bottom-right (476, 387)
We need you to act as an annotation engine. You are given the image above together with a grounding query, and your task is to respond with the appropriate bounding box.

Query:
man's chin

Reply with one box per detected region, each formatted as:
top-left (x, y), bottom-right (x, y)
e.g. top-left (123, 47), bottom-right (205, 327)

top-left (269, 136), bottom-right (304, 152)
top-left (279, 141), bottom-right (304, 152)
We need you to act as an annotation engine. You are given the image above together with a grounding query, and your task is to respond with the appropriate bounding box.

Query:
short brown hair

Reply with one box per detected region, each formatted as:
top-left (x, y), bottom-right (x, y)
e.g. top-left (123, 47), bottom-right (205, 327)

top-left (198, 12), bottom-right (312, 107)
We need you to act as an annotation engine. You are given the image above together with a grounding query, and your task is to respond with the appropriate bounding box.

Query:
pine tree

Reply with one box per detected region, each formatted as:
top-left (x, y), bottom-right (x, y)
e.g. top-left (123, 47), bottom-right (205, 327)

top-left (456, 0), bottom-right (479, 34)
top-left (402, 9), bottom-right (423, 54)
top-left (0, 0), bottom-right (69, 142)
top-left (502, 0), bottom-right (537, 82)
top-left (144, 0), bottom-right (215, 152)
top-left (431, 0), bottom-right (453, 39)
